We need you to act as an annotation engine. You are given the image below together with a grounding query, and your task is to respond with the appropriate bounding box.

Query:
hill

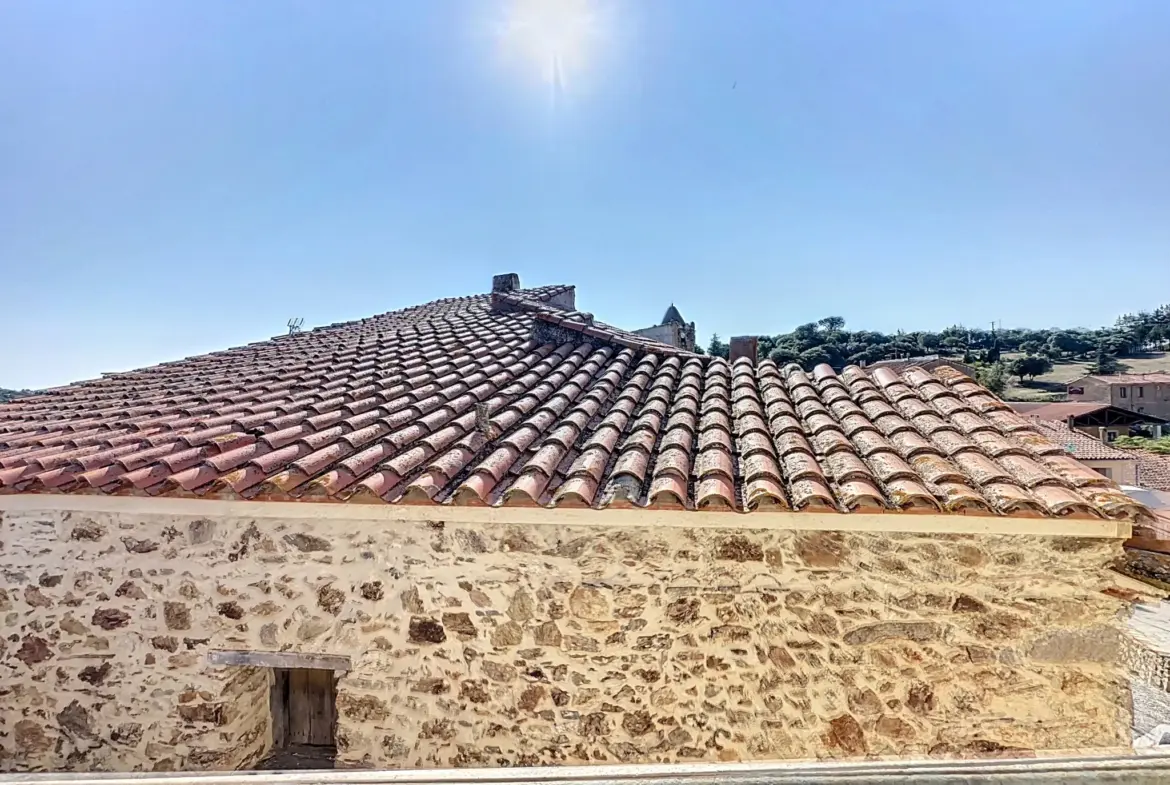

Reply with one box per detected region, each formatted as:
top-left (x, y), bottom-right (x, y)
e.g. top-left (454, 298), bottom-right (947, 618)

top-left (1001, 352), bottom-right (1170, 402)
top-left (0, 388), bottom-right (36, 403)
top-left (702, 304), bottom-right (1170, 401)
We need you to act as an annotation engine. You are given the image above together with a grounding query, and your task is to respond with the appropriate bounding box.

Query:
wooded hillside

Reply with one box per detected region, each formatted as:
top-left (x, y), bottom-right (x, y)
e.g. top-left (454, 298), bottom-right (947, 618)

top-left (703, 304), bottom-right (1170, 380)
top-left (0, 388), bottom-right (36, 403)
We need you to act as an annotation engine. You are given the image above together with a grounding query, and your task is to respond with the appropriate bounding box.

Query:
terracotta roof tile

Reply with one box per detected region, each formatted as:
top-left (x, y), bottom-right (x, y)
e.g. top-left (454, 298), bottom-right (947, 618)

top-left (1078, 372), bottom-right (1170, 384)
top-left (1027, 420), bottom-right (1135, 460)
top-left (1137, 453), bottom-right (1170, 492)
top-left (0, 282), bottom-right (1153, 522)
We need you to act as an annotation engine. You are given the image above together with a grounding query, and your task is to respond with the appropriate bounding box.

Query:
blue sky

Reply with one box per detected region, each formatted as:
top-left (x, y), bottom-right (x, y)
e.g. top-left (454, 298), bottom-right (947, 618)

top-left (2, 1), bottom-right (1169, 389)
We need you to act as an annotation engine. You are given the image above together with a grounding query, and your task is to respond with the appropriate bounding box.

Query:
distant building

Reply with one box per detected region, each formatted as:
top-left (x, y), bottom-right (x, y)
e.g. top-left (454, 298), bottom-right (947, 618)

top-left (1067, 373), bottom-right (1170, 420)
top-left (1020, 411), bottom-right (1170, 492)
top-left (1027, 419), bottom-right (1138, 484)
top-left (633, 303), bottom-right (696, 352)
top-left (1009, 401), bottom-right (1167, 442)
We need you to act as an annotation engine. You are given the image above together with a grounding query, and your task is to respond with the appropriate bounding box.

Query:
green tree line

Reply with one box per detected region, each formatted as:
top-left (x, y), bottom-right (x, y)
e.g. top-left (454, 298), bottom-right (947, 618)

top-left (0, 388), bottom-right (36, 403)
top-left (701, 304), bottom-right (1170, 377)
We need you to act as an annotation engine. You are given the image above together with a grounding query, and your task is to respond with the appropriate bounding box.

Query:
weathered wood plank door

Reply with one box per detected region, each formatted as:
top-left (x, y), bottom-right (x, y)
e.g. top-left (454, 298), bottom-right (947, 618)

top-left (286, 669), bottom-right (336, 746)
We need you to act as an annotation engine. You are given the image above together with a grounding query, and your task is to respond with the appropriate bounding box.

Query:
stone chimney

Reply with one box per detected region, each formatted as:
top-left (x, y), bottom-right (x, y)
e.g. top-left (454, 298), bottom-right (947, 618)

top-left (729, 336), bottom-right (759, 364)
top-left (492, 273), bottom-right (520, 293)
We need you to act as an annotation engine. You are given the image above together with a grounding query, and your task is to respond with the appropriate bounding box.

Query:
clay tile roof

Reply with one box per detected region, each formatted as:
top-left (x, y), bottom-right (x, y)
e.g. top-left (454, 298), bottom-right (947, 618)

top-left (1077, 373), bottom-right (1170, 385)
top-left (0, 282), bottom-right (1152, 522)
top-left (1136, 453), bottom-right (1170, 492)
top-left (1029, 421), bottom-right (1137, 463)
top-left (1009, 401), bottom-right (1170, 426)
top-left (1025, 420), bottom-right (1134, 460)
top-left (1008, 402), bottom-right (1112, 420)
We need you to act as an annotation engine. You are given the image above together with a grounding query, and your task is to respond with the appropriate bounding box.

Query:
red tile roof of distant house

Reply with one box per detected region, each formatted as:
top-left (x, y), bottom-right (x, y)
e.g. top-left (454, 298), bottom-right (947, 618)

top-left (0, 280), bottom-right (1150, 522)
top-left (1137, 453), bottom-right (1170, 492)
top-left (1025, 420), bottom-right (1135, 461)
top-left (1010, 401), bottom-right (1169, 426)
top-left (1009, 402), bottom-right (1114, 420)
top-left (1071, 373), bottom-right (1170, 385)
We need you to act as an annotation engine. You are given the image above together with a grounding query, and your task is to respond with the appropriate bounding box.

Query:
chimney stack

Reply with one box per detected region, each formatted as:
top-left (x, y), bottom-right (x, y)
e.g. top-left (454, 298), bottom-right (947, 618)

top-left (492, 273), bottom-right (520, 293)
top-left (729, 336), bottom-right (759, 364)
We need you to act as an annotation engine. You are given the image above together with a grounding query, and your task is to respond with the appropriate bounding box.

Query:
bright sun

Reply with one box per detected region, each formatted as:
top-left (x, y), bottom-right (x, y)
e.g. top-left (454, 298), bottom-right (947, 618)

top-left (496, 0), bottom-right (604, 96)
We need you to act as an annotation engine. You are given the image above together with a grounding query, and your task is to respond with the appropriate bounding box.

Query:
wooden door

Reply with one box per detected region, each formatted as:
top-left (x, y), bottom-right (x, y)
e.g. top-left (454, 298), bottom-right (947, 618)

top-left (286, 669), bottom-right (336, 747)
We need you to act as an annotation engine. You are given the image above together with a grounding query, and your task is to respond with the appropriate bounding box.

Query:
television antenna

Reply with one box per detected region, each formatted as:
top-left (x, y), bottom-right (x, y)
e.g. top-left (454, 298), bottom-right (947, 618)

top-left (287, 318), bottom-right (304, 335)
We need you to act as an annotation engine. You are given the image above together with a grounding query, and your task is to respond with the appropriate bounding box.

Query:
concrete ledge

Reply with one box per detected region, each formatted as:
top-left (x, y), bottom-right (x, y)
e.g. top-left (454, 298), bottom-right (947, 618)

top-left (0, 494), bottom-right (1131, 539)
top-left (4, 752), bottom-right (1170, 785)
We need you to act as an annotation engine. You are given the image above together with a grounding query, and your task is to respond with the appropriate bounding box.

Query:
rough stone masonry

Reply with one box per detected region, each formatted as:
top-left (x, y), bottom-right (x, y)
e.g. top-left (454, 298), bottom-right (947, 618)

top-left (0, 506), bottom-right (1134, 771)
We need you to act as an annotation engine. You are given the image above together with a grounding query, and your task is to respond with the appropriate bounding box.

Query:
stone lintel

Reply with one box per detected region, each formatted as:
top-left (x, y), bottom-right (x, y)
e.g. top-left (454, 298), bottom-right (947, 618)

top-left (207, 649), bottom-right (351, 671)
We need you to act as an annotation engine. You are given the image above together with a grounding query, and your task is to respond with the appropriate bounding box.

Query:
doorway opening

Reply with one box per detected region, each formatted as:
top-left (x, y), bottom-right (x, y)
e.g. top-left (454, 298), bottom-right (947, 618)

top-left (262, 668), bottom-right (338, 769)
top-left (207, 649), bottom-right (350, 771)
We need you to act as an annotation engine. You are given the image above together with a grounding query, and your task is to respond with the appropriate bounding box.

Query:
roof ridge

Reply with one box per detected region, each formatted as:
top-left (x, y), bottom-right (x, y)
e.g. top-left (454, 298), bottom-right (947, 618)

top-left (491, 291), bottom-right (703, 359)
top-left (316, 283), bottom-right (575, 334)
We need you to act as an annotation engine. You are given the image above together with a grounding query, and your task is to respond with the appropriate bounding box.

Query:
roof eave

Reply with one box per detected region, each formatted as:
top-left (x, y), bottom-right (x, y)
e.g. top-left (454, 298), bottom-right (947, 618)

top-left (0, 492), bottom-right (1134, 539)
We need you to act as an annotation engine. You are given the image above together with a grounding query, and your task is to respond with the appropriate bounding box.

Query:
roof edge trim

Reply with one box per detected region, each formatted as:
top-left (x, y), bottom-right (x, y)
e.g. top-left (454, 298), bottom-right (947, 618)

top-left (0, 493), bottom-right (1130, 539)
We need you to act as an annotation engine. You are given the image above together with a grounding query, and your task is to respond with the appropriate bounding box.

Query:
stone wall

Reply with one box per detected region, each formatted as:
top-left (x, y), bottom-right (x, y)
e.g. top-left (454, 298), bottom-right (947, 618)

top-left (632, 324), bottom-right (683, 349)
top-left (1124, 601), bottom-right (1170, 695)
top-left (0, 506), bottom-right (1134, 771)
top-left (1125, 634), bottom-right (1170, 693)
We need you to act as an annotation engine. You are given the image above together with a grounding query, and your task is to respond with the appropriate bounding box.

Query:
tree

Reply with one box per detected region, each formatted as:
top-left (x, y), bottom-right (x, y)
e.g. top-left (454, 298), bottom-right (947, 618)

top-left (798, 347), bottom-right (832, 370)
top-left (768, 346), bottom-right (800, 365)
top-left (1088, 341), bottom-right (1120, 375)
top-left (1019, 340), bottom-right (1042, 356)
top-left (1149, 322), bottom-right (1170, 350)
top-left (1017, 329), bottom-right (1050, 347)
top-left (1046, 331), bottom-right (1077, 358)
top-left (1007, 355), bottom-right (1052, 383)
top-left (0, 388), bottom-right (33, 403)
top-left (791, 323), bottom-right (821, 350)
top-left (917, 332), bottom-right (941, 353)
top-left (1114, 435), bottom-right (1170, 455)
top-left (850, 330), bottom-right (889, 346)
top-left (889, 340), bottom-right (918, 359)
top-left (818, 316), bottom-right (845, 333)
top-left (1031, 354), bottom-right (1054, 378)
top-left (940, 335), bottom-right (965, 356)
top-left (977, 363), bottom-right (1008, 395)
top-left (1006, 357), bottom-right (1028, 383)
top-left (756, 335), bottom-right (777, 359)
top-left (818, 340), bottom-right (847, 368)
top-left (706, 334), bottom-right (729, 360)
top-left (738, 300), bottom-right (1167, 377)
top-left (1102, 331), bottom-right (1136, 357)
top-left (1047, 330), bottom-right (1094, 359)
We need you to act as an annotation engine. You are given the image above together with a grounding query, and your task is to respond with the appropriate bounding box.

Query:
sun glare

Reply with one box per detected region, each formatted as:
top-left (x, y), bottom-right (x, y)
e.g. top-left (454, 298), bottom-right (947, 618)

top-left (495, 0), bottom-right (605, 98)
